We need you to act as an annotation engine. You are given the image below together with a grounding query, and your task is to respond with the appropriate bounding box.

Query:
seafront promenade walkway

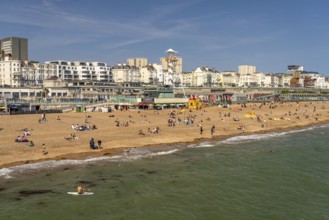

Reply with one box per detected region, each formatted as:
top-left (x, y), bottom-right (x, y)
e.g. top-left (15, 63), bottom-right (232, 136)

top-left (1, 96), bottom-right (141, 113)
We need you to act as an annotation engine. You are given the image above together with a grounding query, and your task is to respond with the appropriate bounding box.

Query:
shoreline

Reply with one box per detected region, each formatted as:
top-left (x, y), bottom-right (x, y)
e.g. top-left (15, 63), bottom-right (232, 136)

top-left (1, 119), bottom-right (328, 170)
top-left (1, 101), bottom-right (329, 170)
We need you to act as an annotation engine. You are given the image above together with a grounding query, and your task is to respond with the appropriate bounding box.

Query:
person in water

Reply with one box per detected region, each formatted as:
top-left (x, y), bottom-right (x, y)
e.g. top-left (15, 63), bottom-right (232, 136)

top-left (77, 185), bottom-right (84, 194)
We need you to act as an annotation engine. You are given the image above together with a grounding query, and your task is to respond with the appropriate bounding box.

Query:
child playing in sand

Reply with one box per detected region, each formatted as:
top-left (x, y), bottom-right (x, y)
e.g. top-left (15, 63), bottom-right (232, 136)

top-left (27, 140), bottom-right (34, 147)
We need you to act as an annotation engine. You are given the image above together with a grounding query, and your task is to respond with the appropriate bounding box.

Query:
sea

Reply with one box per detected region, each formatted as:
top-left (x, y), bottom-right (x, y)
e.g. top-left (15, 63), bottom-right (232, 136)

top-left (1, 125), bottom-right (329, 220)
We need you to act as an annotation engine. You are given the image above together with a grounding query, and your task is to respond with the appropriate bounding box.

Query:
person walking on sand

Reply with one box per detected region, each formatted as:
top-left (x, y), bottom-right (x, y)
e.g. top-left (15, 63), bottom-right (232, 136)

top-left (42, 144), bottom-right (48, 155)
top-left (200, 125), bottom-right (203, 135)
top-left (97, 140), bottom-right (102, 149)
top-left (211, 125), bottom-right (215, 136)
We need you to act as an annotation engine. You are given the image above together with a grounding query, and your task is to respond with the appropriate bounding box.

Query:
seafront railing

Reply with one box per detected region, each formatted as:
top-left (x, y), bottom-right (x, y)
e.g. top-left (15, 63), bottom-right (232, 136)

top-left (5, 97), bottom-right (141, 104)
top-left (6, 98), bottom-right (106, 105)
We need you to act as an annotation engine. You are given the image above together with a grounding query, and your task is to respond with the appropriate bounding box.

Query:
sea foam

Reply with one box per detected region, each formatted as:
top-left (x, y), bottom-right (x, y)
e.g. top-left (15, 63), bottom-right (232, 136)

top-left (222, 126), bottom-right (316, 144)
top-left (0, 148), bottom-right (182, 179)
top-left (0, 156), bottom-right (112, 179)
top-left (187, 142), bottom-right (215, 148)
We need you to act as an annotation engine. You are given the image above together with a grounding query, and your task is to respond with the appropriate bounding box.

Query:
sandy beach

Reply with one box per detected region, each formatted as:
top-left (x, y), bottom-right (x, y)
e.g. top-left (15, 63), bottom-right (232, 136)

top-left (1, 101), bottom-right (329, 168)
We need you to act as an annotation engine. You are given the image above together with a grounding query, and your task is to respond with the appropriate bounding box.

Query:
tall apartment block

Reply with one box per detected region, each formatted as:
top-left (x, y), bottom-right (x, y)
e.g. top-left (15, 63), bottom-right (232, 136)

top-left (0, 37), bottom-right (28, 61)
top-left (127, 57), bottom-right (148, 68)
top-left (160, 56), bottom-right (183, 74)
top-left (238, 65), bottom-right (256, 75)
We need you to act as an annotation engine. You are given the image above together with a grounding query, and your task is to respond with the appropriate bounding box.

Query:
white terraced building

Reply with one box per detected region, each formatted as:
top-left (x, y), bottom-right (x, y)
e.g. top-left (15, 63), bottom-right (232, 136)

top-left (21, 61), bottom-right (57, 87)
top-left (0, 56), bottom-right (57, 87)
top-left (0, 58), bottom-right (113, 87)
top-left (45, 61), bottom-right (112, 82)
top-left (0, 57), bottom-right (22, 87)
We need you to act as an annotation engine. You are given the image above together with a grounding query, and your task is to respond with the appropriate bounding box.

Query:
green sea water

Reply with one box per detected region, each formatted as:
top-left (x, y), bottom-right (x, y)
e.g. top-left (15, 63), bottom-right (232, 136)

top-left (1, 125), bottom-right (329, 220)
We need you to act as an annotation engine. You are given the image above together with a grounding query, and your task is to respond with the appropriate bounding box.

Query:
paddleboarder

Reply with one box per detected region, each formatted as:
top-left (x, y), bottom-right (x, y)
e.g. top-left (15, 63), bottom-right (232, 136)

top-left (77, 185), bottom-right (84, 194)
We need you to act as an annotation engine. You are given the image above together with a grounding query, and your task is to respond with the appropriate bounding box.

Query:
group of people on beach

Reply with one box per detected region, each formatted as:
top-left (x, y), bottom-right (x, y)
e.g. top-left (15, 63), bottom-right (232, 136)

top-left (13, 125), bottom-right (49, 155)
top-left (64, 133), bottom-right (79, 141)
top-left (147, 127), bottom-right (160, 134)
top-left (71, 123), bottom-right (97, 131)
top-left (15, 135), bottom-right (29, 143)
top-left (15, 128), bottom-right (32, 143)
top-left (89, 138), bottom-right (102, 150)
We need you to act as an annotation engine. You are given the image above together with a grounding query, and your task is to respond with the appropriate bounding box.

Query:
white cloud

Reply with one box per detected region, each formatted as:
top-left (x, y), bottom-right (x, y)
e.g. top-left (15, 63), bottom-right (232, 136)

top-left (0, 0), bottom-right (213, 49)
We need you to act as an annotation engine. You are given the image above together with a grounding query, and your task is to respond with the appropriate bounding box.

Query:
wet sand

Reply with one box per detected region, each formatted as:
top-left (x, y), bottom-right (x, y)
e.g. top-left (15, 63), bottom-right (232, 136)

top-left (1, 101), bottom-right (329, 168)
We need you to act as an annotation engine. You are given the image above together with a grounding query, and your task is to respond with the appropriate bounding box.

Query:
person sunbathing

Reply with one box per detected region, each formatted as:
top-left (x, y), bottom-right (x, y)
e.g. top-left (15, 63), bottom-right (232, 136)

top-left (137, 130), bottom-right (145, 135)
top-left (72, 133), bottom-right (79, 140)
top-left (15, 135), bottom-right (22, 142)
top-left (233, 117), bottom-right (240, 121)
top-left (15, 135), bottom-right (28, 142)
top-left (21, 136), bottom-right (28, 142)
top-left (24, 131), bottom-right (31, 136)
top-left (64, 134), bottom-right (73, 141)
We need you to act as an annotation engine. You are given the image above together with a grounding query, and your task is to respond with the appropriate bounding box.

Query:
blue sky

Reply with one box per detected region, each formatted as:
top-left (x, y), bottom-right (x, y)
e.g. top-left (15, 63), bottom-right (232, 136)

top-left (1, 0), bottom-right (329, 74)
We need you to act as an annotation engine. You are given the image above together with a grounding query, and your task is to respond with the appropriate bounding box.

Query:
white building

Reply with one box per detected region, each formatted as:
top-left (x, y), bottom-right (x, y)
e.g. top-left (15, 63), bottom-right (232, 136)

top-left (218, 71), bottom-right (238, 88)
top-left (275, 73), bottom-right (292, 87)
top-left (188, 67), bottom-right (222, 87)
top-left (210, 69), bottom-right (221, 87)
top-left (180, 72), bottom-right (193, 87)
top-left (238, 73), bottom-right (258, 87)
top-left (193, 67), bottom-right (206, 87)
top-left (152, 64), bottom-right (164, 84)
top-left (0, 57), bottom-right (59, 87)
top-left (325, 77), bottom-right (329, 89)
top-left (162, 71), bottom-right (172, 86)
top-left (140, 64), bottom-right (157, 84)
top-left (45, 61), bottom-right (112, 82)
top-left (111, 64), bottom-right (140, 83)
top-left (262, 73), bottom-right (273, 87)
top-left (315, 75), bottom-right (327, 88)
top-left (0, 56), bottom-right (22, 87)
top-left (21, 61), bottom-right (56, 86)
top-left (301, 71), bottom-right (326, 88)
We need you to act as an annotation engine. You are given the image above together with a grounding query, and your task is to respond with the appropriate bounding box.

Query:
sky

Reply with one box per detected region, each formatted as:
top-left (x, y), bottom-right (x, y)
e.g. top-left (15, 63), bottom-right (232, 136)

top-left (1, 0), bottom-right (329, 74)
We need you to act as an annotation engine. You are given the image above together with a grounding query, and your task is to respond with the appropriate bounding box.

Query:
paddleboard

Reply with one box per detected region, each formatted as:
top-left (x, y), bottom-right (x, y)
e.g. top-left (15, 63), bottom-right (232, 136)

top-left (67, 192), bottom-right (94, 196)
